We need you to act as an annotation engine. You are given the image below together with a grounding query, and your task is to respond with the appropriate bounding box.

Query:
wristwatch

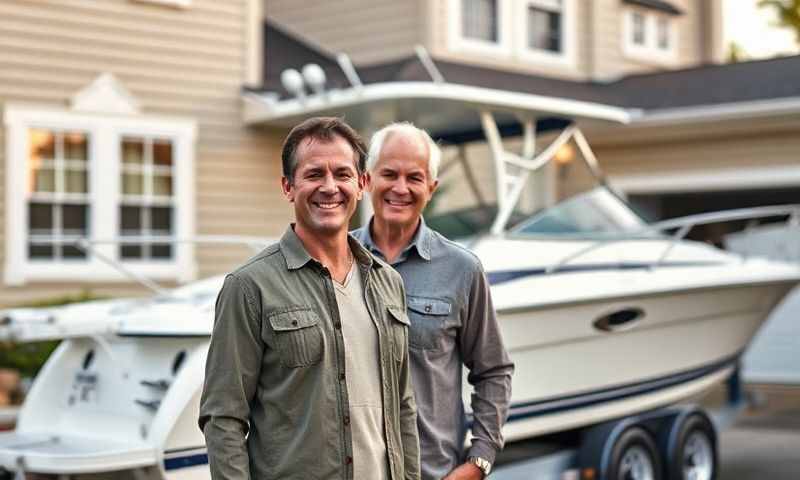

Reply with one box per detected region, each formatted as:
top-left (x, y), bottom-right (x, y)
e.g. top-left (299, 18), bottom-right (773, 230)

top-left (467, 456), bottom-right (492, 477)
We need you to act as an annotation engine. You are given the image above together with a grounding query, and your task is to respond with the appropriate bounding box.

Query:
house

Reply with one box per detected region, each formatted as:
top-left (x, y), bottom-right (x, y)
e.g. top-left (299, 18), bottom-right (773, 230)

top-left (0, 0), bottom-right (286, 306)
top-left (1, 0), bottom-right (798, 306)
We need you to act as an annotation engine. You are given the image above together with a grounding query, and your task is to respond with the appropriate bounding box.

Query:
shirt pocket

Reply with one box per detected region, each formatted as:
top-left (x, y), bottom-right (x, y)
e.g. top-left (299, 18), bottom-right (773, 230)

top-left (406, 296), bottom-right (453, 352)
top-left (267, 308), bottom-right (324, 368)
top-left (386, 305), bottom-right (410, 362)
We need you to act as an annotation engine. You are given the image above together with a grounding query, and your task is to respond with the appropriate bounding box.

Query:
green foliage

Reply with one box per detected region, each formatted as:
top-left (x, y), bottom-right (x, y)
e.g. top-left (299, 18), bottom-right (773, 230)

top-left (759, 0), bottom-right (800, 46)
top-left (0, 290), bottom-right (107, 378)
top-left (727, 42), bottom-right (747, 63)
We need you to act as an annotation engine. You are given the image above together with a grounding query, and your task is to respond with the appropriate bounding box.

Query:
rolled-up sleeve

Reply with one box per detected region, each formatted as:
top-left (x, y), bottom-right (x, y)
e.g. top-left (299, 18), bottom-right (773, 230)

top-left (199, 274), bottom-right (264, 480)
top-left (460, 264), bottom-right (514, 463)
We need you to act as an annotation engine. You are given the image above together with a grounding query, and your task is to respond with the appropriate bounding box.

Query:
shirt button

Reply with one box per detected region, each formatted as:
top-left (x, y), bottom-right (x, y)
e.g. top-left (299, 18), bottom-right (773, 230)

top-left (425, 305), bottom-right (432, 313)
top-left (334, 322), bottom-right (341, 330)
top-left (343, 416), bottom-right (350, 426)
top-left (291, 320), bottom-right (298, 326)
top-left (346, 456), bottom-right (353, 465)
top-left (339, 373), bottom-right (346, 381)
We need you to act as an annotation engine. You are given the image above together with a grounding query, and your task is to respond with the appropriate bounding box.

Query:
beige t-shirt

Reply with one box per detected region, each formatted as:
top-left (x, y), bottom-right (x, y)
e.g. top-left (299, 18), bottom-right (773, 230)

top-left (334, 263), bottom-right (389, 480)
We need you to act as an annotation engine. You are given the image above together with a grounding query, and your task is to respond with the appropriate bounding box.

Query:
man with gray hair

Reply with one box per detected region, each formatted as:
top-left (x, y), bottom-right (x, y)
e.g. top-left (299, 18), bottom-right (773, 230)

top-left (353, 122), bottom-right (513, 480)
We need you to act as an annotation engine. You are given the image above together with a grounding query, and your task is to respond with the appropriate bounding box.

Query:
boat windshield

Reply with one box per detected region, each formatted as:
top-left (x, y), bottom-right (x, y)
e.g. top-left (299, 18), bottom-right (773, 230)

top-left (510, 187), bottom-right (652, 239)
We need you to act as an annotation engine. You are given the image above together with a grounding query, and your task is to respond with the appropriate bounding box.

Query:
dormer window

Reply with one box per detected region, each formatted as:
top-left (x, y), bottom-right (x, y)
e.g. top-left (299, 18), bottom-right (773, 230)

top-left (623, 7), bottom-right (678, 64)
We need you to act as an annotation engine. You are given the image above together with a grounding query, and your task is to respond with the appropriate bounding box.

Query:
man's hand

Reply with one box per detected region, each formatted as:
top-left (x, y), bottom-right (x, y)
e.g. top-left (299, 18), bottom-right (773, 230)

top-left (442, 462), bottom-right (484, 480)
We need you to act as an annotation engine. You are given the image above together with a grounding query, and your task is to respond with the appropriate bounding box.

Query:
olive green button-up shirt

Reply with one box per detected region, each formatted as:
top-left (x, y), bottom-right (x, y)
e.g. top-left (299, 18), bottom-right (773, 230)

top-left (199, 226), bottom-right (420, 480)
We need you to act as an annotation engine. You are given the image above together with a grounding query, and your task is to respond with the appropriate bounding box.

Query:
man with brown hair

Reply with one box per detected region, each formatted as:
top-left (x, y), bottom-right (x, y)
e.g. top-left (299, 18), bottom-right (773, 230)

top-left (199, 117), bottom-right (420, 480)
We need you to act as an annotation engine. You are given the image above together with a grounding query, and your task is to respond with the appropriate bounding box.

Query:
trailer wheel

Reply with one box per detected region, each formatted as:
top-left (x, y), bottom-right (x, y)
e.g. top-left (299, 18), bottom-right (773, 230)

top-left (607, 427), bottom-right (663, 480)
top-left (667, 414), bottom-right (717, 480)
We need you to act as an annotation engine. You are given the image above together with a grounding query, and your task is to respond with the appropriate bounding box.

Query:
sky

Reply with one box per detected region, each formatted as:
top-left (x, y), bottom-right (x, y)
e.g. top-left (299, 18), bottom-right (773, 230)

top-left (723, 0), bottom-right (800, 58)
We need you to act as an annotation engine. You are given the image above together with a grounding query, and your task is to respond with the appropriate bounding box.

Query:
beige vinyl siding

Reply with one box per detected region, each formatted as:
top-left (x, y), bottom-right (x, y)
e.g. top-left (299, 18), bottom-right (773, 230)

top-left (265, 0), bottom-right (426, 65)
top-left (592, 125), bottom-right (800, 191)
top-left (0, 0), bottom-right (289, 307)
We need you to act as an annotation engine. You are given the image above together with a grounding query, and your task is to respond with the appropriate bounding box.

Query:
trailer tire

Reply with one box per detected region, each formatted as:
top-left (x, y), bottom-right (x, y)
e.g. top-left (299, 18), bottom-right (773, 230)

top-left (666, 413), bottom-right (718, 480)
top-left (607, 426), bottom-right (663, 480)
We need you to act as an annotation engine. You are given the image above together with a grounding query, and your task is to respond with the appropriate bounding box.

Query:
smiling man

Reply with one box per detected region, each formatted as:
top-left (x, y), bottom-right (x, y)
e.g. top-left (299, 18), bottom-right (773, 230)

top-left (353, 123), bottom-right (514, 480)
top-left (200, 117), bottom-right (420, 480)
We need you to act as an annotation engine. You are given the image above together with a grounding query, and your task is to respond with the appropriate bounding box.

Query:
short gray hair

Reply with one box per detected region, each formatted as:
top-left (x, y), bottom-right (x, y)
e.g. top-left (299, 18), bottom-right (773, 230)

top-left (367, 122), bottom-right (441, 180)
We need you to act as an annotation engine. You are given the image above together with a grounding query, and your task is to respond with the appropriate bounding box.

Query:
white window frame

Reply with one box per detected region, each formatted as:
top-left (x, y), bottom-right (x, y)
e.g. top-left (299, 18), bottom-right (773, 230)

top-left (515, 0), bottom-right (576, 67)
top-left (448, 0), bottom-right (513, 57)
top-left (4, 103), bottom-right (197, 286)
top-left (622, 8), bottom-right (678, 65)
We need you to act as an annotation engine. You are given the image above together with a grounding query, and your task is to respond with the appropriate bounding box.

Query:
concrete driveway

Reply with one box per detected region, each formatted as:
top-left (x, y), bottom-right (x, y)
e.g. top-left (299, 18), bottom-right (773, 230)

top-left (719, 388), bottom-right (800, 479)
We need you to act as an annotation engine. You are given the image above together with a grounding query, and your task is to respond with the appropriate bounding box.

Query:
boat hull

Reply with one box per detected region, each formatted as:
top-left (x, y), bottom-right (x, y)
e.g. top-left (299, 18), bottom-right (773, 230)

top-left (494, 279), bottom-right (796, 441)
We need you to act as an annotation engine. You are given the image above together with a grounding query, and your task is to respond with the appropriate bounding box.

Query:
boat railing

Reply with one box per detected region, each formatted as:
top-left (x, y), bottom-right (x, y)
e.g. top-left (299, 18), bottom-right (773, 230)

top-left (546, 204), bottom-right (800, 274)
top-left (43, 235), bottom-right (275, 296)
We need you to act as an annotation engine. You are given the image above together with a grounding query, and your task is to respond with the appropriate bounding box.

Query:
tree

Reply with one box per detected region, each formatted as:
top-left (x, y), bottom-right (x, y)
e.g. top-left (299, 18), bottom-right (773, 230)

top-left (758, 0), bottom-right (800, 46)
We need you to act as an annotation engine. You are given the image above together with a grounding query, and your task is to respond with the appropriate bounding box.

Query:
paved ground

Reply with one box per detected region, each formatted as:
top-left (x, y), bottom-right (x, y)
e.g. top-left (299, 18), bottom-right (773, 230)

top-left (719, 404), bottom-right (800, 479)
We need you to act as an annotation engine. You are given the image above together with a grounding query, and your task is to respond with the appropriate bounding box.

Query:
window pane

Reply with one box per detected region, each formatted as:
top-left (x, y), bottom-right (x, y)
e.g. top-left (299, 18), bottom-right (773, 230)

top-left (29, 203), bottom-right (54, 233)
top-left (123, 173), bottom-right (144, 195)
top-left (657, 17), bottom-right (669, 49)
top-left (29, 130), bottom-right (55, 161)
top-left (62, 245), bottom-right (87, 259)
top-left (151, 244), bottom-right (172, 259)
top-left (529, 7), bottom-right (561, 52)
top-left (65, 169), bottom-right (88, 193)
top-left (153, 140), bottom-right (173, 166)
top-left (62, 204), bottom-right (88, 233)
top-left (121, 206), bottom-right (142, 232)
top-left (64, 132), bottom-right (88, 162)
top-left (151, 207), bottom-right (172, 233)
top-left (632, 12), bottom-right (646, 45)
top-left (32, 167), bottom-right (56, 193)
top-left (121, 245), bottom-right (142, 259)
top-left (122, 139), bottom-right (145, 165)
top-left (153, 174), bottom-right (173, 196)
top-left (462, 0), bottom-right (498, 42)
top-left (29, 243), bottom-right (54, 259)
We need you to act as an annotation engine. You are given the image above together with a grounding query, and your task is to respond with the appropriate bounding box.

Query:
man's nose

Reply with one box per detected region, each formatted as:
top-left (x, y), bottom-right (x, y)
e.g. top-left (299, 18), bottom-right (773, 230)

top-left (319, 173), bottom-right (338, 193)
top-left (390, 177), bottom-right (409, 194)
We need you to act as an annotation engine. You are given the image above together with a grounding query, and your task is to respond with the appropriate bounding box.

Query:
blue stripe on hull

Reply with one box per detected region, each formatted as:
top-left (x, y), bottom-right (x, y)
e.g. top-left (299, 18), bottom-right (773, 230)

top-left (504, 353), bottom-right (738, 423)
top-left (163, 355), bottom-right (738, 470)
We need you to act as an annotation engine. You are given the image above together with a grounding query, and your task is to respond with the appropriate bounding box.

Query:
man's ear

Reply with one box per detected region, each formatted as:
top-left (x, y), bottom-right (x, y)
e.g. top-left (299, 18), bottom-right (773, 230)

top-left (357, 172), bottom-right (369, 200)
top-left (281, 176), bottom-right (294, 202)
top-left (429, 178), bottom-right (439, 196)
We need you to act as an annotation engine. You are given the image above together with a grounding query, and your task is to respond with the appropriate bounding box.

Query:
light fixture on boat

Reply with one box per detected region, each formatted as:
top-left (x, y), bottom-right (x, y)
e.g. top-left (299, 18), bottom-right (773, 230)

top-left (301, 63), bottom-right (327, 96)
top-left (555, 144), bottom-right (575, 165)
top-left (280, 68), bottom-right (306, 102)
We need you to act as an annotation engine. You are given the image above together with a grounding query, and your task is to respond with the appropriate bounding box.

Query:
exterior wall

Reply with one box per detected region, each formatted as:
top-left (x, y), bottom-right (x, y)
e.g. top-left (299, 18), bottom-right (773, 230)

top-left (591, 117), bottom-right (800, 194)
top-left (264, 0), bottom-right (426, 65)
top-left (0, 0), bottom-right (289, 307)
top-left (428, 0), bottom-right (709, 81)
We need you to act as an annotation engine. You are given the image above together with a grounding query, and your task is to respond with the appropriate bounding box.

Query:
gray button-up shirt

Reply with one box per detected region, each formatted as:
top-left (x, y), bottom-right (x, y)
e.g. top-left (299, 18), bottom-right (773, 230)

top-left (199, 226), bottom-right (420, 480)
top-left (353, 220), bottom-right (514, 480)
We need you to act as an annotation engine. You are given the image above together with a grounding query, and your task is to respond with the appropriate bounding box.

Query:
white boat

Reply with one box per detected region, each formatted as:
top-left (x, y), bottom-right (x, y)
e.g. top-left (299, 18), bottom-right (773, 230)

top-left (0, 55), bottom-right (798, 478)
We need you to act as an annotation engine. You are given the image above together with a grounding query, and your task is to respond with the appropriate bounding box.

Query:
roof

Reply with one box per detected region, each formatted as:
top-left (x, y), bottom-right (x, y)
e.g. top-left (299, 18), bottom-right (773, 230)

top-left (258, 21), bottom-right (800, 113)
top-left (622, 0), bottom-right (684, 15)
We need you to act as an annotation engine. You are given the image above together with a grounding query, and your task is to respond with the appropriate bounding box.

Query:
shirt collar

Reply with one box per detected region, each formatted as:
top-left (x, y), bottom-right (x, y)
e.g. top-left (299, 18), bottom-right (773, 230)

top-left (362, 217), bottom-right (432, 262)
top-left (280, 224), bottom-right (382, 271)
